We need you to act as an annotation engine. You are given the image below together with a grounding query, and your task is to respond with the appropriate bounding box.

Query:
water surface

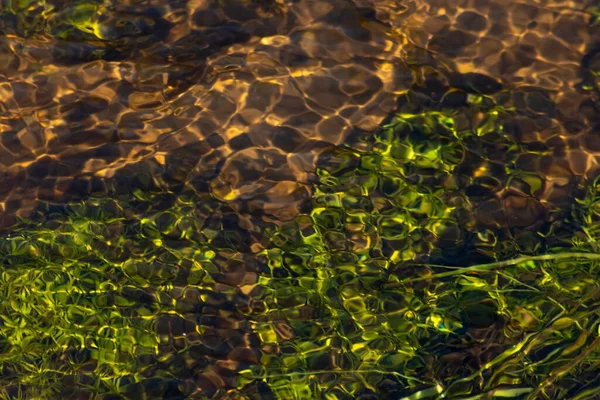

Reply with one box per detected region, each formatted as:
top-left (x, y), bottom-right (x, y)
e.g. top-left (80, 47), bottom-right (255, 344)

top-left (1, 0), bottom-right (600, 399)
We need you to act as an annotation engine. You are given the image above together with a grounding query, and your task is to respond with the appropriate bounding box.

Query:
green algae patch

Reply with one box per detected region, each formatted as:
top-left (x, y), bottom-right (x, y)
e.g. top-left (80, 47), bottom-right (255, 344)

top-left (1, 95), bottom-right (599, 399)
top-left (0, 191), bottom-right (262, 399)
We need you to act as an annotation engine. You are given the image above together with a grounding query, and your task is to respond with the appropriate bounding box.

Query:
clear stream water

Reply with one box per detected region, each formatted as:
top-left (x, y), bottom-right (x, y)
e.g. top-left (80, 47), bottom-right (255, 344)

top-left (1, 0), bottom-right (600, 399)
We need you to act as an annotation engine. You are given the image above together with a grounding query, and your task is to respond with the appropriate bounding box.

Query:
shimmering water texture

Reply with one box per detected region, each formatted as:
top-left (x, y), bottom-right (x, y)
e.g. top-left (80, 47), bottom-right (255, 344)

top-left (2, 0), bottom-right (600, 399)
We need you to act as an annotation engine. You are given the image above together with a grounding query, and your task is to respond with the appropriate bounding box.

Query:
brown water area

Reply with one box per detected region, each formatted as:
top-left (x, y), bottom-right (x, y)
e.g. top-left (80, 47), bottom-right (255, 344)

top-left (0, 0), bottom-right (403, 226)
top-left (1, 0), bottom-right (595, 227)
top-left (2, 0), bottom-right (600, 398)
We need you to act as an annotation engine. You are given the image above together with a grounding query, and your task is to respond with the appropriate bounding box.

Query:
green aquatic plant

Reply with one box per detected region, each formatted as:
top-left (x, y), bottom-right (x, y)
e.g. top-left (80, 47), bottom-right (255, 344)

top-left (1, 81), bottom-right (596, 399)
top-left (241, 214), bottom-right (600, 398)
top-left (0, 209), bottom-right (156, 398)
top-left (234, 96), bottom-right (600, 399)
top-left (0, 190), bottom-right (262, 399)
top-left (0, 67), bottom-right (597, 398)
top-left (0, 0), bottom-right (165, 43)
top-left (0, 115), bottom-right (599, 399)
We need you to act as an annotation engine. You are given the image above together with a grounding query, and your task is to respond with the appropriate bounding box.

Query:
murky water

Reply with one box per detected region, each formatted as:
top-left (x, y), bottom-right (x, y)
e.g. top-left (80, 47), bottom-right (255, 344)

top-left (1, 0), bottom-right (600, 399)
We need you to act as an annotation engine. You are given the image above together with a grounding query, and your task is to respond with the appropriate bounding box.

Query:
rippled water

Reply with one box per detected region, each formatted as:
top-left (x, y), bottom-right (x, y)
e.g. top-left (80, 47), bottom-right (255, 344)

top-left (1, 0), bottom-right (600, 399)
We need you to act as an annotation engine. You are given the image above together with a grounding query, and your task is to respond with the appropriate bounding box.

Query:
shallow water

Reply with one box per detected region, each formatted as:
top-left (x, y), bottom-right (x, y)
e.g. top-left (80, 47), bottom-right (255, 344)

top-left (1, 0), bottom-right (600, 399)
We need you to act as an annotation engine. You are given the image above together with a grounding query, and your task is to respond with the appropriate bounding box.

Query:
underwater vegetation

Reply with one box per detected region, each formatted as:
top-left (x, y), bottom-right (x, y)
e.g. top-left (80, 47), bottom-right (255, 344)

top-left (245, 91), bottom-right (600, 399)
top-left (1, 89), bottom-right (600, 399)
top-left (1, 0), bottom-right (600, 399)
top-left (0, 0), bottom-right (170, 41)
top-left (0, 183), bottom-right (277, 399)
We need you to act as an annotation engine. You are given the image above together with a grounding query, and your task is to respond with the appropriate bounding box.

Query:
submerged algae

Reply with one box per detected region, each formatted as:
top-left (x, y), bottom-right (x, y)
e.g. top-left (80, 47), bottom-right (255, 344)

top-left (1, 89), bottom-right (600, 398)
top-left (240, 95), bottom-right (600, 399)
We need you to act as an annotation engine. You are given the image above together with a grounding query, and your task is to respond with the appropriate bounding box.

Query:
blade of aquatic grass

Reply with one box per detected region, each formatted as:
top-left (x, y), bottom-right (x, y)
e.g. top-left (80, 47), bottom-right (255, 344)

top-left (400, 253), bottom-right (600, 283)
top-left (453, 387), bottom-right (534, 400)
top-left (241, 368), bottom-right (434, 386)
top-left (570, 384), bottom-right (600, 400)
top-left (441, 286), bottom-right (600, 398)
top-left (525, 335), bottom-right (600, 400)
top-left (399, 384), bottom-right (445, 400)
